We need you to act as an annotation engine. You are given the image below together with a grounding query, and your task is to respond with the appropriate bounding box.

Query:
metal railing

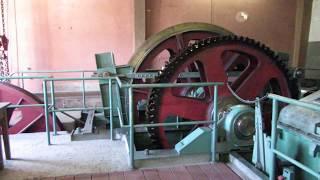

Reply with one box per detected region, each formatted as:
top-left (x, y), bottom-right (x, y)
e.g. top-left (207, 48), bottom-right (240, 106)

top-left (1, 71), bottom-right (103, 142)
top-left (42, 76), bottom-right (224, 168)
top-left (0, 75), bottom-right (51, 124)
top-left (113, 77), bottom-right (223, 168)
top-left (2, 72), bottom-right (224, 169)
top-left (43, 76), bottom-right (113, 143)
top-left (13, 70), bottom-right (98, 108)
top-left (268, 94), bottom-right (320, 180)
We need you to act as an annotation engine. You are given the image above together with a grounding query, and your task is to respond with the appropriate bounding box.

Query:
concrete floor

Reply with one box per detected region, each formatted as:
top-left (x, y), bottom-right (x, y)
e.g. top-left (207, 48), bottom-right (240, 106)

top-left (0, 130), bottom-right (220, 180)
top-left (0, 131), bottom-right (130, 180)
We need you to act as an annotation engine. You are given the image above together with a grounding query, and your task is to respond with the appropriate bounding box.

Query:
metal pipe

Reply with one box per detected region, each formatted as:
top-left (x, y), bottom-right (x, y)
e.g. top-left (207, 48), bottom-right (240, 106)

top-left (128, 87), bottom-right (134, 169)
top-left (115, 77), bottom-right (224, 89)
top-left (42, 81), bottom-right (51, 145)
top-left (115, 77), bottom-right (123, 87)
top-left (268, 94), bottom-right (320, 112)
top-left (109, 78), bottom-right (113, 140)
top-left (269, 99), bottom-right (278, 180)
top-left (273, 150), bottom-right (320, 179)
top-left (134, 120), bottom-right (213, 128)
top-left (117, 107), bottom-right (124, 127)
top-left (211, 85), bottom-right (218, 162)
top-left (81, 72), bottom-right (86, 108)
top-left (8, 104), bottom-right (45, 108)
top-left (44, 77), bottom-right (111, 81)
top-left (51, 107), bottom-right (110, 112)
top-left (18, 70), bottom-right (97, 73)
top-left (0, 75), bottom-right (50, 80)
top-left (50, 81), bottom-right (57, 136)
top-left (21, 72), bottom-right (24, 89)
top-left (120, 82), bottom-right (224, 89)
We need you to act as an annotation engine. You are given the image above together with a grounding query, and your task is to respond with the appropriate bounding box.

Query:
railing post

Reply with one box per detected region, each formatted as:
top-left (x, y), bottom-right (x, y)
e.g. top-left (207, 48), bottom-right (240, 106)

top-left (211, 85), bottom-right (218, 162)
top-left (21, 72), bottom-right (24, 89)
top-left (50, 80), bottom-right (57, 136)
top-left (269, 99), bottom-right (278, 180)
top-left (42, 80), bottom-right (51, 145)
top-left (109, 78), bottom-right (113, 140)
top-left (81, 72), bottom-right (86, 108)
top-left (128, 87), bottom-right (134, 169)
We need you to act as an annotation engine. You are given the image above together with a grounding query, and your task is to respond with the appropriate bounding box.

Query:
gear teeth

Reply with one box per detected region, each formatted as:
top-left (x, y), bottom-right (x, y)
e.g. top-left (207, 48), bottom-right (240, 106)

top-left (230, 35), bottom-right (236, 41)
top-left (145, 34), bottom-right (300, 149)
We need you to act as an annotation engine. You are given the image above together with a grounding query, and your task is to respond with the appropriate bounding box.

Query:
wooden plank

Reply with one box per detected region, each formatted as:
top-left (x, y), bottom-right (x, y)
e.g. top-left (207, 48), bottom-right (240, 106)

top-left (75, 174), bottom-right (92, 180)
top-left (185, 165), bottom-right (209, 180)
top-left (124, 170), bottom-right (145, 180)
top-left (199, 163), bottom-right (224, 179)
top-left (143, 169), bottom-right (161, 180)
top-left (109, 171), bottom-right (125, 180)
top-left (215, 163), bottom-right (241, 180)
top-left (170, 166), bottom-right (192, 180)
top-left (157, 167), bottom-right (176, 180)
top-left (92, 173), bottom-right (109, 180)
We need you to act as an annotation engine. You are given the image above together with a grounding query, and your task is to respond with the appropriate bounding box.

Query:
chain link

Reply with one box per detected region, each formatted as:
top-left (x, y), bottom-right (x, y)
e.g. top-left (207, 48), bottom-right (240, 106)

top-left (1, 0), bottom-right (5, 35)
top-left (0, 0), bottom-right (9, 81)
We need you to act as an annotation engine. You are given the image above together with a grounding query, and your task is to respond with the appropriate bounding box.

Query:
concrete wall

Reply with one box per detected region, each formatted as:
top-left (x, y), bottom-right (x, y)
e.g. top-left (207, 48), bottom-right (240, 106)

top-left (146, 0), bottom-right (296, 56)
top-left (306, 0), bottom-right (320, 78)
top-left (6, 0), bottom-right (299, 92)
top-left (8, 0), bottom-right (134, 92)
top-left (309, 0), bottom-right (320, 42)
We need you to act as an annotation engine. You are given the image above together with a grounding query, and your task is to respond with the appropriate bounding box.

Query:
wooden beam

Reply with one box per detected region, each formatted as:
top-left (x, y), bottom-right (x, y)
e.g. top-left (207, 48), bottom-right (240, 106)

top-left (292, 0), bottom-right (313, 68)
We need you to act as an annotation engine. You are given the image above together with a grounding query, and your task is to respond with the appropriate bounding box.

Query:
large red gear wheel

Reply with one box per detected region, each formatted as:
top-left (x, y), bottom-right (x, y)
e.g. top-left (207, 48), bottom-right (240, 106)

top-left (0, 82), bottom-right (63, 134)
top-left (128, 23), bottom-right (232, 124)
top-left (146, 36), bottom-right (299, 149)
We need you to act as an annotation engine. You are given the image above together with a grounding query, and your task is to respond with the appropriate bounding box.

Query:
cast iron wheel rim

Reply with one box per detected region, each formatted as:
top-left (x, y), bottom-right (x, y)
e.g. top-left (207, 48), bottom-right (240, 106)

top-left (128, 23), bottom-right (233, 128)
top-left (129, 22), bottom-right (233, 71)
top-left (146, 35), bottom-right (299, 149)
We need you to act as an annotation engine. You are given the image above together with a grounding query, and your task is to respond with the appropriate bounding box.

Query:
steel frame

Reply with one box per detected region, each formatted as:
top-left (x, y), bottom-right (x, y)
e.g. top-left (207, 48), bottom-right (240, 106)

top-left (268, 94), bottom-right (320, 180)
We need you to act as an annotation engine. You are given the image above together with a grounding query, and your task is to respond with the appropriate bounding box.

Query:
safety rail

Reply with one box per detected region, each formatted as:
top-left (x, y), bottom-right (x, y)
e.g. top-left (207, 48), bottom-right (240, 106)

top-left (42, 76), bottom-right (114, 143)
top-left (268, 94), bottom-right (320, 180)
top-left (113, 77), bottom-right (223, 168)
top-left (2, 73), bottom-right (223, 169)
top-left (0, 75), bottom-right (51, 122)
top-left (42, 76), bottom-right (223, 168)
top-left (13, 70), bottom-right (98, 108)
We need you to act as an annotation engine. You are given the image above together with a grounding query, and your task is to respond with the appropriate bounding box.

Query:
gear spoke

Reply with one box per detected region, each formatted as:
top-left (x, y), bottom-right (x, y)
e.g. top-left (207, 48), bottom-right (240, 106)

top-left (158, 92), bottom-right (209, 121)
top-left (146, 35), bottom-right (299, 148)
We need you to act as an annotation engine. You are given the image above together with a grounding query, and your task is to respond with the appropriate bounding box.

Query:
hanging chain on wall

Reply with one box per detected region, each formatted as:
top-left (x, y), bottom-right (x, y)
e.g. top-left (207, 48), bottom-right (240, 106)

top-left (0, 0), bottom-right (9, 81)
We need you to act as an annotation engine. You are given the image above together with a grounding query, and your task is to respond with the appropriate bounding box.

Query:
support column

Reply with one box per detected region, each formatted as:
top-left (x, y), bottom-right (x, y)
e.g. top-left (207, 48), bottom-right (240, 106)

top-left (133, 0), bottom-right (146, 50)
top-left (292, 0), bottom-right (313, 68)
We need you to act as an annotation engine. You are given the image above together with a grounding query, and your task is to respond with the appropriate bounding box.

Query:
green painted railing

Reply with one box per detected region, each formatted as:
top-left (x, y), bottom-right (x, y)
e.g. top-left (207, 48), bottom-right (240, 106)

top-left (2, 72), bottom-right (224, 169)
top-left (113, 77), bottom-right (223, 168)
top-left (42, 76), bottom-right (223, 168)
top-left (268, 93), bottom-right (320, 180)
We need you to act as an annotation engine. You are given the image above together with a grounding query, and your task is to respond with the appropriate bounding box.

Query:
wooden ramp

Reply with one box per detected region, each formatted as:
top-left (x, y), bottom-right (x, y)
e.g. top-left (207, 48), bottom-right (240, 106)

top-left (38, 163), bottom-right (241, 180)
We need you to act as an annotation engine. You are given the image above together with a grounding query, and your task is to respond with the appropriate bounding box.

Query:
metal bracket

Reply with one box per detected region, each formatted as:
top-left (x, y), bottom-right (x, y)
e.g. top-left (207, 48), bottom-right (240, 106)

top-left (252, 99), bottom-right (266, 171)
top-left (310, 144), bottom-right (320, 158)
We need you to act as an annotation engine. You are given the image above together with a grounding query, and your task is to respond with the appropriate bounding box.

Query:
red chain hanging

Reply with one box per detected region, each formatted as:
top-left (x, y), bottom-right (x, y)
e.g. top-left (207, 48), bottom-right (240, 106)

top-left (0, 0), bottom-right (9, 81)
